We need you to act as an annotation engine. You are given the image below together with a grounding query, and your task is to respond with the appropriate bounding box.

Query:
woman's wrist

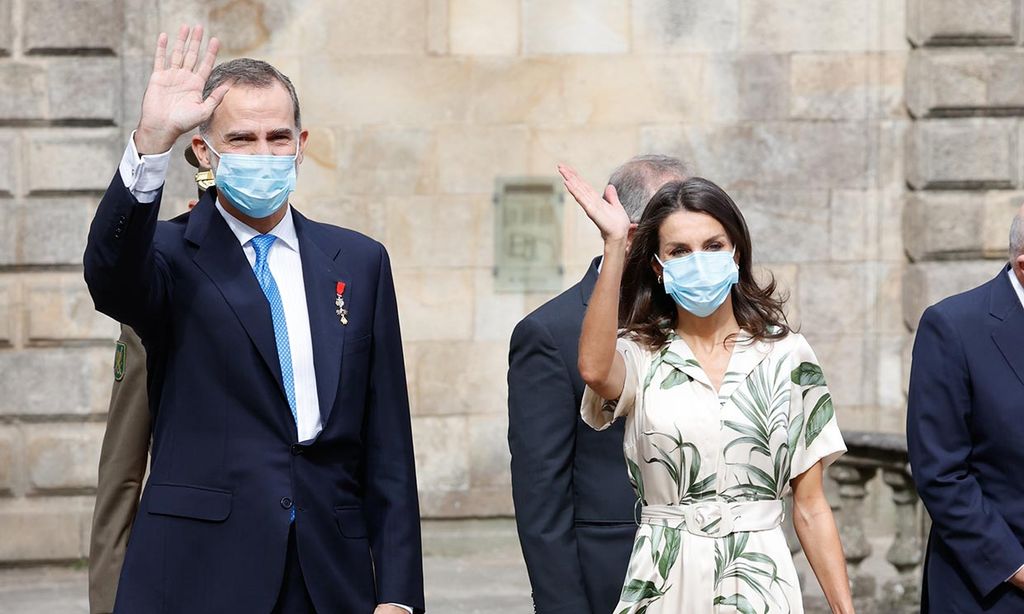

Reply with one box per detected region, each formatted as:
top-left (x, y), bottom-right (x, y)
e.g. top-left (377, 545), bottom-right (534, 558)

top-left (830, 600), bottom-right (855, 614)
top-left (603, 235), bottom-right (628, 254)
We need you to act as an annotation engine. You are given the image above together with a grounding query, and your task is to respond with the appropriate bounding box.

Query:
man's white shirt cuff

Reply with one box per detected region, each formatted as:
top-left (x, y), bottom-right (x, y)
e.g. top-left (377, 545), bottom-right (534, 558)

top-left (117, 132), bottom-right (408, 614)
top-left (118, 131), bottom-right (173, 203)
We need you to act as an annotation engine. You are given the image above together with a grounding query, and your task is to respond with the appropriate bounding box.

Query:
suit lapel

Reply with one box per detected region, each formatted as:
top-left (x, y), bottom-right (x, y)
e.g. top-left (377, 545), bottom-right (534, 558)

top-left (186, 196), bottom-right (287, 403)
top-left (993, 312), bottom-right (1024, 388)
top-left (990, 266), bottom-right (1024, 388)
top-left (578, 256), bottom-right (601, 306)
top-left (293, 209), bottom-right (348, 427)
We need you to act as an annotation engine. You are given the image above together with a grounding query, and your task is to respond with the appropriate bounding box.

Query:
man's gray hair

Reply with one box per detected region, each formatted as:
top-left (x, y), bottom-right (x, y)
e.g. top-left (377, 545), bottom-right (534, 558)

top-left (199, 58), bottom-right (301, 134)
top-left (608, 155), bottom-right (690, 223)
top-left (1011, 208), bottom-right (1024, 260)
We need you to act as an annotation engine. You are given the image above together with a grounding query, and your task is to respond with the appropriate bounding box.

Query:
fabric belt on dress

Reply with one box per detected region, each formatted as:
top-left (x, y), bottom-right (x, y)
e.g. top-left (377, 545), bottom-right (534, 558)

top-left (639, 500), bottom-right (784, 538)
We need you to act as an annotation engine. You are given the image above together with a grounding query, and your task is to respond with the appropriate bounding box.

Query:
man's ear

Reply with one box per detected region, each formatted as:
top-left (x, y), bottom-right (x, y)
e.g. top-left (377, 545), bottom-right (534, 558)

top-left (296, 129), bottom-right (310, 165)
top-left (625, 223), bottom-right (639, 252)
top-left (1015, 254), bottom-right (1024, 275)
top-left (191, 136), bottom-right (212, 169)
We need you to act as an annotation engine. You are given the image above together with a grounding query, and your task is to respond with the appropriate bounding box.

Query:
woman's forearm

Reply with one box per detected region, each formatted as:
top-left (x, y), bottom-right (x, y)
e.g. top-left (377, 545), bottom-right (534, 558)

top-left (578, 238), bottom-right (627, 398)
top-left (794, 498), bottom-right (855, 614)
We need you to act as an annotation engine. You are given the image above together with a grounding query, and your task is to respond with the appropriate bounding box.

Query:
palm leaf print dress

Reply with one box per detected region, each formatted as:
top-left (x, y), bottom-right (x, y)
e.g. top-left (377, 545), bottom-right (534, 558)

top-left (582, 331), bottom-right (846, 613)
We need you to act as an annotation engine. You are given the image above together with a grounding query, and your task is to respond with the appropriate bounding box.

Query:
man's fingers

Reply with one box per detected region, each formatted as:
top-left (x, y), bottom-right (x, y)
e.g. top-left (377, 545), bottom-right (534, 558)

top-left (153, 32), bottom-right (168, 72)
top-left (182, 24), bottom-right (204, 72)
top-left (196, 36), bottom-right (220, 78)
top-left (169, 24), bottom-right (189, 69)
top-left (201, 80), bottom-right (232, 116)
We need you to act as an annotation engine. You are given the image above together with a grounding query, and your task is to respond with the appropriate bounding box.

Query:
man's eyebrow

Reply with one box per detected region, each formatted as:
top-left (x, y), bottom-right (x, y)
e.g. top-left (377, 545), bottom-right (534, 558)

top-left (223, 130), bottom-right (257, 139)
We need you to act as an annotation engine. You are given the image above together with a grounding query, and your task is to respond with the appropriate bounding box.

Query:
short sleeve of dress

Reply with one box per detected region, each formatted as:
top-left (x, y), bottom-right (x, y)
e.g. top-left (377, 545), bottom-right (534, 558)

top-left (581, 335), bottom-right (645, 431)
top-left (788, 334), bottom-right (847, 479)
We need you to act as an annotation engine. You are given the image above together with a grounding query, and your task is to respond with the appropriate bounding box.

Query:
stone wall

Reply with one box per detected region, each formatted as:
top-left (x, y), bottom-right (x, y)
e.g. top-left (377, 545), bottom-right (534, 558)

top-left (904, 0), bottom-right (1023, 331)
top-left (0, 0), bottom-right (1010, 564)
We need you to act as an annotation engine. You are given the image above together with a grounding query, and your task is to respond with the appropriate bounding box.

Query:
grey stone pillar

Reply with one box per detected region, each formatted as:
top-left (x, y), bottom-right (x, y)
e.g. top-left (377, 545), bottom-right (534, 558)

top-left (829, 462), bottom-right (878, 612)
top-left (881, 467), bottom-right (924, 614)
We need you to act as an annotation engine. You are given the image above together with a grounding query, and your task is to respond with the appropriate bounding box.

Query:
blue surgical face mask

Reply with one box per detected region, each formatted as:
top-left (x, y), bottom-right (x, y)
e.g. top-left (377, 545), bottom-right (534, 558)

top-left (655, 249), bottom-right (739, 318)
top-left (204, 138), bottom-right (298, 219)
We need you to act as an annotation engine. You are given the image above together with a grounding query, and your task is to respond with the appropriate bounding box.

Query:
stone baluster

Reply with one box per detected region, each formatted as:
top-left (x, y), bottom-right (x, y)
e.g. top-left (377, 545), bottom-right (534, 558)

top-left (880, 466), bottom-right (924, 614)
top-left (829, 462), bottom-right (879, 612)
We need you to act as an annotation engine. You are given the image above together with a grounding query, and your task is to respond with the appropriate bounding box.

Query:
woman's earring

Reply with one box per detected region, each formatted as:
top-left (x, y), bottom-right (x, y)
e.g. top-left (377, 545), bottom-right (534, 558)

top-left (657, 274), bottom-right (663, 284)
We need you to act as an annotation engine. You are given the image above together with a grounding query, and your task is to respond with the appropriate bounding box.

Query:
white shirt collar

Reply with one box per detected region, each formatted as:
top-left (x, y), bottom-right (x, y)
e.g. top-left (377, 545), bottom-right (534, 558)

top-left (1009, 268), bottom-right (1024, 309)
top-left (214, 200), bottom-right (299, 253)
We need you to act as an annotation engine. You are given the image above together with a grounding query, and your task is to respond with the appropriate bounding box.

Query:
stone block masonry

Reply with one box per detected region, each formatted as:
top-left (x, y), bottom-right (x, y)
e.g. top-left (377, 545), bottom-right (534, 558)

top-left (0, 0), bottom-right (1010, 566)
top-left (902, 0), bottom-right (1023, 397)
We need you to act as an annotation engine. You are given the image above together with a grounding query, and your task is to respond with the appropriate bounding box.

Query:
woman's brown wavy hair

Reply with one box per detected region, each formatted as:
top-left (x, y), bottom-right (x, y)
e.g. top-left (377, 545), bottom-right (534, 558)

top-left (619, 177), bottom-right (791, 349)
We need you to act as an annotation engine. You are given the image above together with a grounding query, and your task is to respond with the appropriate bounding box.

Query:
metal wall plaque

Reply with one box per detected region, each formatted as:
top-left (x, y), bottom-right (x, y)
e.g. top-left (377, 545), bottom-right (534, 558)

top-left (494, 177), bottom-right (564, 293)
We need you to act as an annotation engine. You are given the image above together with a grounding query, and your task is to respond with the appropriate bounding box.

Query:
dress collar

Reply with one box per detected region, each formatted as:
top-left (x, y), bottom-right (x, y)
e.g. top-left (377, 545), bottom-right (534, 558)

top-left (659, 328), bottom-right (773, 403)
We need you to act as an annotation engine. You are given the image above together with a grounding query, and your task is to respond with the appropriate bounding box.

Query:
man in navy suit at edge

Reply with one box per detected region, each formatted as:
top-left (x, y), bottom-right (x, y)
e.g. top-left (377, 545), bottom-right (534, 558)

top-left (83, 25), bottom-right (423, 613)
top-left (508, 156), bottom-right (688, 614)
top-left (908, 203), bottom-right (1024, 613)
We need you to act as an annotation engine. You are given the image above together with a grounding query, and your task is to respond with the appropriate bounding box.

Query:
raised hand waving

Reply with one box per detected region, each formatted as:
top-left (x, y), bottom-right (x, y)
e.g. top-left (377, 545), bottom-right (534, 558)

top-left (135, 25), bottom-right (230, 154)
top-left (557, 164), bottom-right (632, 243)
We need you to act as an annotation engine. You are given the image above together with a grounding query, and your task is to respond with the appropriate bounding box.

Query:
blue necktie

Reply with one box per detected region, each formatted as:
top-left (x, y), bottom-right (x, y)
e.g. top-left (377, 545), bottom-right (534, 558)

top-left (250, 235), bottom-right (298, 521)
top-left (251, 234), bottom-right (298, 424)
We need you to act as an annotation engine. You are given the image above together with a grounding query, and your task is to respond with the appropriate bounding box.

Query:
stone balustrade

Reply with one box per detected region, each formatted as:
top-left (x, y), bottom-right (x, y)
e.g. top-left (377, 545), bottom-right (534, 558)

top-left (797, 430), bottom-right (925, 614)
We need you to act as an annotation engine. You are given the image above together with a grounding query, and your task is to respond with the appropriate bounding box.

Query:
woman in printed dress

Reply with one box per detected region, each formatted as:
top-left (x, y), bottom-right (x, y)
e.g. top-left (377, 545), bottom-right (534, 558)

top-left (558, 165), bottom-right (855, 614)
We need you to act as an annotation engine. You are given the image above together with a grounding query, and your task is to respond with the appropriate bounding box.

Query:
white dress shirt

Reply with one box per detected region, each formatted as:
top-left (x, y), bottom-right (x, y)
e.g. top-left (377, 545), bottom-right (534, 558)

top-left (118, 136), bottom-right (413, 613)
top-left (118, 137), bottom-right (322, 442)
top-left (213, 201), bottom-right (323, 442)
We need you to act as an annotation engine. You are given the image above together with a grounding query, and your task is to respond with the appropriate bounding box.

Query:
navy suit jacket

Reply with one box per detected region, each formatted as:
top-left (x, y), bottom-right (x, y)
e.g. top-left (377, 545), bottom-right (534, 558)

top-left (907, 266), bottom-right (1024, 613)
top-left (507, 259), bottom-right (636, 614)
top-left (84, 173), bottom-right (424, 613)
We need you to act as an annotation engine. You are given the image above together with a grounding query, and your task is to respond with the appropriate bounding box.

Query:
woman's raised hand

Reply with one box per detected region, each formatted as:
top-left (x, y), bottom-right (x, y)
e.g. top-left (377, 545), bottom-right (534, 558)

top-left (558, 164), bottom-right (632, 243)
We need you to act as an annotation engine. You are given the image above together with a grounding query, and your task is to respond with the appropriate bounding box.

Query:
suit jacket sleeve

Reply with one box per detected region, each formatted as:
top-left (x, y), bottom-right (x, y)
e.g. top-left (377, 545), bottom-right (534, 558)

top-left (363, 245), bottom-right (425, 612)
top-left (88, 324), bottom-right (152, 614)
top-left (907, 306), bottom-right (1024, 597)
top-left (507, 317), bottom-right (593, 614)
top-left (83, 171), bottom-right (171, 340)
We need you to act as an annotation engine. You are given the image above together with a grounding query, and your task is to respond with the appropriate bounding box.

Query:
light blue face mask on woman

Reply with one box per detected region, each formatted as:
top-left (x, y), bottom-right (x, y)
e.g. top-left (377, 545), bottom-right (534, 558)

top-left (655, 249), bottom-right (740, 318)
top-left (204, 139), bottom-right (298, 219)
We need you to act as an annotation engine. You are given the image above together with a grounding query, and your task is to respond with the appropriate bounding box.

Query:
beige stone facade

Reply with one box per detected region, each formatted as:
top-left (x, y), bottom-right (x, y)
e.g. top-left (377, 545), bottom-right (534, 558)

top-left (0, 0), bottom-right (1015, 563)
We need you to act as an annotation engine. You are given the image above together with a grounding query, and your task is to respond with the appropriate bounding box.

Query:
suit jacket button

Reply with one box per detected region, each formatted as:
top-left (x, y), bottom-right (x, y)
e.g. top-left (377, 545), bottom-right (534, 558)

top-left (280, 497), bottom-right (293, 509)
top-left (290, 444), bottom-right (303, 456)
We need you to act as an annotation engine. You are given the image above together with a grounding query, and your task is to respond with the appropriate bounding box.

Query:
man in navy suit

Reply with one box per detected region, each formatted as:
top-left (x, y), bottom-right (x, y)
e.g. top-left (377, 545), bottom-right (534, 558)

top-left (83, 25), bottom-right (422, 613)
top-left (507, 156), bottom-right (687, 614)
top-left (908, 204), bottom-right (1024, 613)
